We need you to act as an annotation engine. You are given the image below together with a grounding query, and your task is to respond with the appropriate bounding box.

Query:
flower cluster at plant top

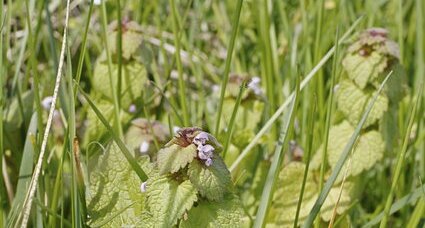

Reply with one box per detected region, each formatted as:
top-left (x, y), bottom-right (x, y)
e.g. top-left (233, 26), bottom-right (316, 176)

top-left (193, 132), bottom-right (215, 166)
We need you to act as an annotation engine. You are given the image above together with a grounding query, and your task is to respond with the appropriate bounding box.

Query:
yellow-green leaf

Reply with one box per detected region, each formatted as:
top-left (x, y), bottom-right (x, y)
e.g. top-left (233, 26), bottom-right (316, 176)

top-left (187, 156), bottom-right (232, 201)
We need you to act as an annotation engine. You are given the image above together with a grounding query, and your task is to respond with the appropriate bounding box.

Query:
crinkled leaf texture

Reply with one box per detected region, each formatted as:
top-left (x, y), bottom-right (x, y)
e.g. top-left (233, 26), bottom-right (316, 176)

top-left (267, 162), bottom-right (317, 227)
top-left (326, 121), bottom-right (385, 178)
top-left (267, 162), bottom-right (353, 227)
top-left (87, 142), bottom-right (149, 227)
top-left (180, 194), bottom-right (245, 228)
top-left (84, 98), bottom-right (131, 145)
top-left (206, 95), bottom-right (263, 140)
top-left (188, 156), bottom-right (232, 201)
top-left (342, 51), bottom-right (388, 89)
top-left (141, 176), bottom-right (198, 228)
top-left (221, 99), bottom-right (264, 133)
top-left (125, 118), bottom-right (170, 157)
top-left (336, 80), bottom-right (388, 128)
top-left (157, 144), bottom-right (197, 175)
top-left (373, 63), bottom-right (407, 103)
top-left (106, 21), bottom-right (144, 60)
top-left (92, 61), bottom-right (147, 108)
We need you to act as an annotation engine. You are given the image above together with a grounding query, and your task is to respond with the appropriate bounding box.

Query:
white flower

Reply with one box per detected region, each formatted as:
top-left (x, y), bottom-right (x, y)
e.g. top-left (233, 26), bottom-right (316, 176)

top-left (41, 96), bottom-right (54, 111)
top-left (173, 126), bottom-right (181, 134)
top-left (333, 84), bottom-right (340, 93)
top-left (193, 132), bottom-right (209, 146)
top-left (140, 181), bottom-right (147, 193)
top-left (247, 76), bottom-right (263, 95)
top-left (212, 85), bottom-right (220, 93)
top-left (93, 0), bottom-right (101, 5)
top-left (139, 141), bottom-right (150, 154)
top-left (205, 158), bottom-right (213, 167)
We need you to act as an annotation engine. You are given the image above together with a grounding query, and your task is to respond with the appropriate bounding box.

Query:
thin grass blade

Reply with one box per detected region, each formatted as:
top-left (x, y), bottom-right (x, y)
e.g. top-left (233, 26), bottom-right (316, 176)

top-left (214, 0), bottom-right (244, 134)
top-left (78, 86), bottom-right (148, 181)
top-left (362, 183), bottom-right (425, 228)
top-left (253, 75), bottom-right (300, 228)
top-left (380, 82), bottom-right (424, 227)
top-left (302, 72), bottom-right (393, 227)
top-left (229, 16), bottom-right (363, 172)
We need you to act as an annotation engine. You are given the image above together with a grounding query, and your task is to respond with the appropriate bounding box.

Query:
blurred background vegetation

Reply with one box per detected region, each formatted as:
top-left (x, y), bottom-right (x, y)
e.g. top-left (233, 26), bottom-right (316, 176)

top-left (0, 0), bottom-right (424, 227)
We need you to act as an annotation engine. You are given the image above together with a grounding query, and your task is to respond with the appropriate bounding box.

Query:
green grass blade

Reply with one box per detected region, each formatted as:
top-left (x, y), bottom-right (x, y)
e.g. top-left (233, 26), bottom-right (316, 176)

top-left (214, 0), bottom-right (244, 135)
top-left (229, 16), bottom-right (363, 173)
top-left (406, 199), bottom-right (425, 228)
top-left (77, 86), bottom-right (148, 181)
top-left (253, 75), bottom-right (300, 228)
top-left (170, 0), bottom-right (189, 126)
top-left (316, 26), bottom-right (341, 226)
top-left (100, 0), bottom-right (123, 138)
top-left (223, 80), bottom-right (247, 159)
top-left (34, 200), bottom-right (72, 228)
top-left (0, 0), bottom-right (6, 224)
top-left (72, 0), bottom-right (93, 98)
top-left (362, 183), bottom-right (425, 228)
top-left (380, 82), bottom-right (424, 227)
top-left (90, 203), bottom-right (135, 228)
top-left (18, 0), bottom-right (70, 226)
top-left (6, 113), bottom-right (37, 227)
top-left (302, 72), bottom-right (393, 227)
top-left (294, 98), bottom-right (316, 228)
top-left (116, 0), bottom-right (123, 108)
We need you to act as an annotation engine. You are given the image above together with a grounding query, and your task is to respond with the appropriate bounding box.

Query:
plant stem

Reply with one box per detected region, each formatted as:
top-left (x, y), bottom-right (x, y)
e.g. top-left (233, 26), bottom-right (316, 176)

top-left (170, 0), bottom-right (189, 126)
top-left (214, 0), bottom-right (244, 135)
top-left (379, 83), bottom-right (423, 227)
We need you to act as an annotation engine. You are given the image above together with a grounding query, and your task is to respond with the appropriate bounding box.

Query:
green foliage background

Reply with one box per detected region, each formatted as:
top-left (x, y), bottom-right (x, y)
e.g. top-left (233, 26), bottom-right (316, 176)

top-left (0, 0), bottom-right (424, 227)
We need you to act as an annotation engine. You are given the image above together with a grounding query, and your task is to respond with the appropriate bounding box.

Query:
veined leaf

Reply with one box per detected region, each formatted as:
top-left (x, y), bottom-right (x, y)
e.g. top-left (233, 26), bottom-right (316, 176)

top-left (107, 21), bottom-right (143, 60)
top-left (187, 156), bottom-right (232, 201)
top-left (92, 61), bottom-right (147, 108)
top-left (84, 98), bottom-right (131, 144)
top-left (336, 80), bottom-right (388, 128)
top-left (141, 176), bottom-right (198, 227)
top-left (342, 52), bottom-right (388, 89)
top-left (267, 162), bottom-right (354, 227)
top-left (180, 194), bottom-right (244, 228)
top-left (87, 142), bottom-right (148, 227)
top-left (157, 144), bottom-right (197, 175)
top-left (320, 182), bottom-right (354, 221)
top-left (326, 121), bottom-right (385, 178)
top-left (267, 162), bottom-right (317, 227)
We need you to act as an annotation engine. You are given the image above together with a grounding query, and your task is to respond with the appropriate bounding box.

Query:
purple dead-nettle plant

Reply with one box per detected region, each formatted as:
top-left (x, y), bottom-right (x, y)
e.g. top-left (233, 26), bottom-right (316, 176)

top-left (193, 132), bottom-right (209, 146)
top-left (193, 132), bottom-right (215, 166)
top-left (172, 127), bottom-right (222, 166)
